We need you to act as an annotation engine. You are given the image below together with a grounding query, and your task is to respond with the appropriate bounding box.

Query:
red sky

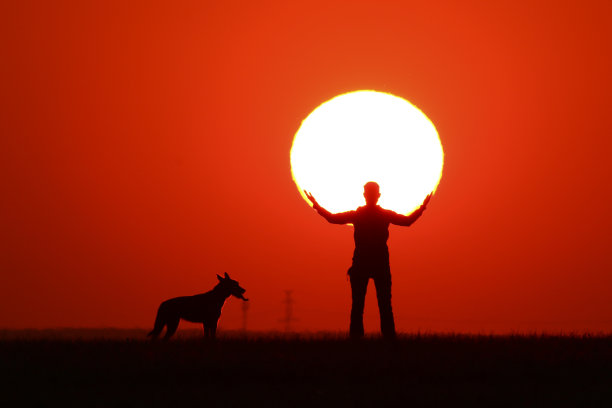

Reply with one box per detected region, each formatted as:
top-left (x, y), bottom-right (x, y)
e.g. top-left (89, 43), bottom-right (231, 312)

top-left (2, 0), bottom-right (611, 333)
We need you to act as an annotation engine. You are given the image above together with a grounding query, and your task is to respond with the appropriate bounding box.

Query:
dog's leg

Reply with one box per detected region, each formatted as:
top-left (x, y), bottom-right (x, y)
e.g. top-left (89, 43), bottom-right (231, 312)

top-left (164, 317), bottom-right (180, 340)
top-left (147, 305), bottom-right (166, 339)
top-left (210, 320), bottom-right (218, 339)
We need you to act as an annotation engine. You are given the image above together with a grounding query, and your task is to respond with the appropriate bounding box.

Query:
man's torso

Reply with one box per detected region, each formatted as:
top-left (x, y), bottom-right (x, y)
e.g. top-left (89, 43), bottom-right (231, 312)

top-left (351, 205), bottom-right (392, 269)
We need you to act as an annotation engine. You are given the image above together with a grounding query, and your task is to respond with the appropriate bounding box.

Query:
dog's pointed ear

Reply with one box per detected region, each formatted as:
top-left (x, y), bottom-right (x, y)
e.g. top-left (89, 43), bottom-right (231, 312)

top-left (224, 272), bottom-right (230, 279)
top-left (217, 274), bottom-right (223, 281)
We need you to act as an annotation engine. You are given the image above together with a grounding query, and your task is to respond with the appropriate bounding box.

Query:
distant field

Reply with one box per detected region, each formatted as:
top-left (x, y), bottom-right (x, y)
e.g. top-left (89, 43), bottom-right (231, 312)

top-left (1, 330), bottom-right (611, 407)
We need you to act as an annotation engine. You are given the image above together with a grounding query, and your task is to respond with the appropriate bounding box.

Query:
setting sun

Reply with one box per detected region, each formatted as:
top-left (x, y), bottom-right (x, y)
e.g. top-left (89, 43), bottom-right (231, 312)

top-left (291, 90), bottom-right (444, 214)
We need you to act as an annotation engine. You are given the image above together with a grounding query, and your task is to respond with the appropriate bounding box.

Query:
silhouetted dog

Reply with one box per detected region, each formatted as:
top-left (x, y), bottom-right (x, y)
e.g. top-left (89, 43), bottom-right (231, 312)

top-left (148, 273), bottom-right (248, 340)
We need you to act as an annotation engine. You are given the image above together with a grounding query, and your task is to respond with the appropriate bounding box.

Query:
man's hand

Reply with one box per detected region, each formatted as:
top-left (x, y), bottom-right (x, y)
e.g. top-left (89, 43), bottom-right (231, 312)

top-left (421, 193), bottom-right (432, 209)
top-left (414, 193), bottom-right (432, 216)
top-left (304, 190), bottom-right (320, 209)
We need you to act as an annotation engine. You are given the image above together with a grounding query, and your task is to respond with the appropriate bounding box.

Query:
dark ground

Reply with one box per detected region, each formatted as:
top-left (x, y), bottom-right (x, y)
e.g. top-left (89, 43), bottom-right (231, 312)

top-left (1, 330), bottom-right (611, 407)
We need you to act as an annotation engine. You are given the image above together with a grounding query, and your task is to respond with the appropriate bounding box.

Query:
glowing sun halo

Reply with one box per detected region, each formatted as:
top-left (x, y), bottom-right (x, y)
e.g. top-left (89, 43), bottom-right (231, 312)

top-left (290, 90), bottom-right (444, 215)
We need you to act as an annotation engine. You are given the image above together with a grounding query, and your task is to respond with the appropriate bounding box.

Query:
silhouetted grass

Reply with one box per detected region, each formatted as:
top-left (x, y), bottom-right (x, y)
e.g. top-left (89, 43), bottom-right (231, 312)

top-left (1, 330), bottom-right (611, 407)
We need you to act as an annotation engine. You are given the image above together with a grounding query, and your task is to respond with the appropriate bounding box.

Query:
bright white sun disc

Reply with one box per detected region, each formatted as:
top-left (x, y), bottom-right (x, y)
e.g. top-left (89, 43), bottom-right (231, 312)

top-left (290, 90), bottom-right (443, 215)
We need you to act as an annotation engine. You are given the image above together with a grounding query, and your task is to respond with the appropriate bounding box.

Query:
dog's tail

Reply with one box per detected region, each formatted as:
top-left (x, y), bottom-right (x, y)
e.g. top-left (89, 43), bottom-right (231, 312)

top-left (147, 303), bottom-right (166, 338)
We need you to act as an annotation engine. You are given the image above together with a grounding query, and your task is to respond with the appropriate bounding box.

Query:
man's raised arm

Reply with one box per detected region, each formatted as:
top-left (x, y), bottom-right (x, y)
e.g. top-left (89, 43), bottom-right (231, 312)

top-left (389, 194), bottom-right (432, 227)
top-left (304, 191), bottom-right (355, 225)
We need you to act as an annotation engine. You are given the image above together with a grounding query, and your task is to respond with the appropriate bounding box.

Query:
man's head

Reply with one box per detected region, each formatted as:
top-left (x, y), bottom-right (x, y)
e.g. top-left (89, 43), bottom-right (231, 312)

top-left (363, 181), bottom-right (381, 206)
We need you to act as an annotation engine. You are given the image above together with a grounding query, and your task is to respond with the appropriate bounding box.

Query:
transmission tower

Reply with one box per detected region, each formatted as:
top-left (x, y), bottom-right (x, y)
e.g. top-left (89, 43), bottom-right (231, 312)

top-left (279, 290), bottom-right (298, 332)
top-left (241, 299), bottom-right (250, 333)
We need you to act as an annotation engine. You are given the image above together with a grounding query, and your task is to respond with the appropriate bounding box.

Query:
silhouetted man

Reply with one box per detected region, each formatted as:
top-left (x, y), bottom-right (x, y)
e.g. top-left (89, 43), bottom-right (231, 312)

top-left (305, 182), bottom-right (430, 338)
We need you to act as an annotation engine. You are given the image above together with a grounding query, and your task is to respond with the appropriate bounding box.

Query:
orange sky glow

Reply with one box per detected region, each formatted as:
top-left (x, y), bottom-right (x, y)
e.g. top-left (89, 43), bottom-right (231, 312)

top-left (1, 0), bottom-right (611, 333)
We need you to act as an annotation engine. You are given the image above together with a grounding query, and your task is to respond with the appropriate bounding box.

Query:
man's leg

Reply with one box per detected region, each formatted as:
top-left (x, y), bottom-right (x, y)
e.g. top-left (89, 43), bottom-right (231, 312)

top-left (374, 271), bottom-right (396, 338)
top-left (349, 272), bottom-right (369, 338)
